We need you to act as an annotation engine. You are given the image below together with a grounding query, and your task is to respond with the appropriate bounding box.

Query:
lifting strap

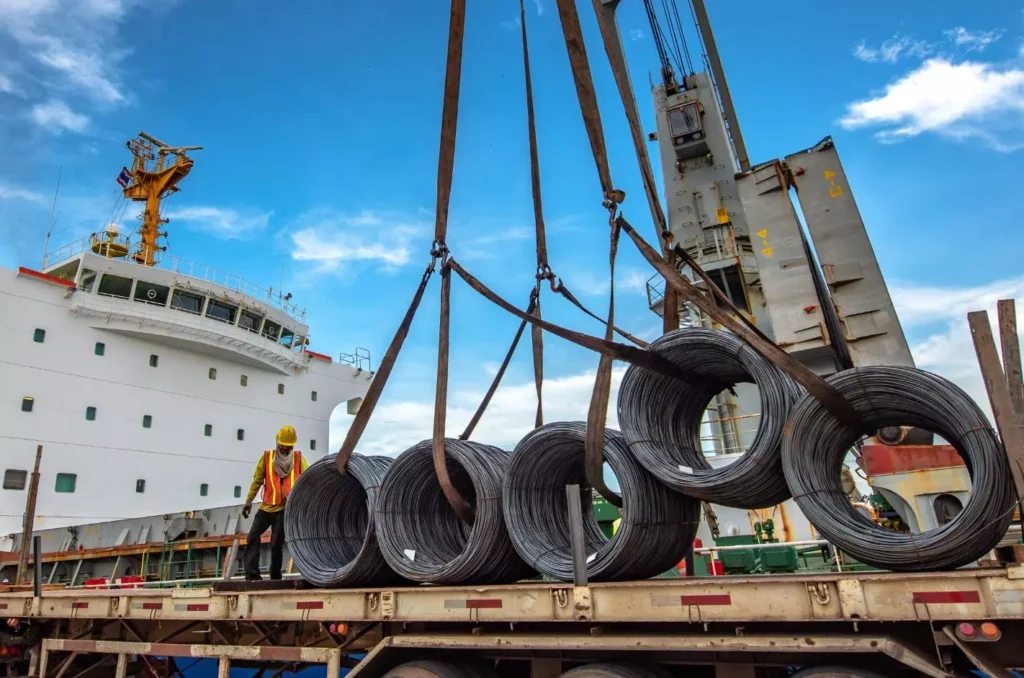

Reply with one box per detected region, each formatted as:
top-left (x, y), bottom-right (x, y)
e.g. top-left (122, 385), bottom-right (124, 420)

top-left (589, 1), bottom-right (679, 330)
top-left (335, 261), bottom-right (435, 473)
top-left (618, 216), bottom-right (863, 429)
top-left (449, 259), bottom-right (688, 381)
top-left (460, 289), bottom-right (539, 441)
top-left (430, 0), bottom-right (473, 521)
top-left (520, 0), bottom-right (547, 430)
top-left (550, 279), bottom-right (649, 347)
top-left (553, 0), bottom-right (615, 198)
top-left (554, 0), bottom-right (625, 503)
top-left (585, 214), bottom-right (624, 507)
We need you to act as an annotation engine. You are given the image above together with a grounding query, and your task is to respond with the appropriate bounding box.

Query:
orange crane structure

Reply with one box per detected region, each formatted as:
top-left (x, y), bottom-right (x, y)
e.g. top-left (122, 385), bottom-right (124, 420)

top-left (121, 131), bottom-right (202, 266)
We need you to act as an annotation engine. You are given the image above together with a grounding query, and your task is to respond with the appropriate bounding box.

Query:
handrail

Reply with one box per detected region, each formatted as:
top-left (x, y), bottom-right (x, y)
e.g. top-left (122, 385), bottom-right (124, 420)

top-left (45, 235), bottom-right (307, 322)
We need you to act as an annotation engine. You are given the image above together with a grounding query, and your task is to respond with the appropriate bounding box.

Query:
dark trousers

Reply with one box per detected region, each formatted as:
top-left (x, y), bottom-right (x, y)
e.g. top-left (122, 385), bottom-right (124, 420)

top-left (243, 508), bottom-right (285, 580)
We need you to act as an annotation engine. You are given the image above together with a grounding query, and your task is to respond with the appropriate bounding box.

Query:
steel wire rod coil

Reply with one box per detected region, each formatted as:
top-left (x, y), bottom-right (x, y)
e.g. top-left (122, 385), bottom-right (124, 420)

top-left (375, 439), bottom-right (534, 585)
top-left (782, 365), bottom-right (1015, 571)
top-left (617, 328), bottom-right (802, 508)
top-left (503, 421), bottom-right (699, 581)
top-left (284, 454), bottom-right (405, 588)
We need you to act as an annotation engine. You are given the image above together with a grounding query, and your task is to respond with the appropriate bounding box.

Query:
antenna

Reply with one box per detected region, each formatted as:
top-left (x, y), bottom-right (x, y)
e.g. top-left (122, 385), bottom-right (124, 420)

top-left (41, 166), bottom-right (62, 269)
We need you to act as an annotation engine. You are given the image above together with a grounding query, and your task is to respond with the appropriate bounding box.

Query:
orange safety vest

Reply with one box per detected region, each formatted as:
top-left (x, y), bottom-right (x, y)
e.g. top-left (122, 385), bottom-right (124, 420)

top-left (262, 450), bottom-right (302, 506)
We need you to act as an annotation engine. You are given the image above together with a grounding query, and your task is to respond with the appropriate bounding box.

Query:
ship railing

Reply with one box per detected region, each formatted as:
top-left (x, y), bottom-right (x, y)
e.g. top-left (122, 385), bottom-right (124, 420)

top-left (44, 236), bottom-right (307, 322)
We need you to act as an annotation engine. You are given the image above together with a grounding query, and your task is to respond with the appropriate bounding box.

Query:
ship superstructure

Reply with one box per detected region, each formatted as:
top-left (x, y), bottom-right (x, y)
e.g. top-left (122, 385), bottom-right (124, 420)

top-left (0, 133), bottom-right (373, 537)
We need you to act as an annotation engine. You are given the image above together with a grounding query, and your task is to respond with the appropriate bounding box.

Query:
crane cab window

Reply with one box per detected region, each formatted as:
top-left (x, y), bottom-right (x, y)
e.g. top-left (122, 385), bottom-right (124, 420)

top-left (668, 104), bottom-right (701, 137)
top-left (97, 274), bottom-right (133, 299)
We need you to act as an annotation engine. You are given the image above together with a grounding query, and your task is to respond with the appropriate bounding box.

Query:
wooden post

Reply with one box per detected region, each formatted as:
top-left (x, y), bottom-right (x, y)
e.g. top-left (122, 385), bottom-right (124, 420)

top-left (968, 311), bottom-right (1024, 499)
top-left (16, 445), bottom-right (43, 585)
top-left (998, 300), bottom-right (1024, 418)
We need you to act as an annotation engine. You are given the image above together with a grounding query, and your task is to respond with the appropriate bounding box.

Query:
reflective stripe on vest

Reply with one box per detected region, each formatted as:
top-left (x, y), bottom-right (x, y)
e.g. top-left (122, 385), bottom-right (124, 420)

top-left (262, 450), bottom-right (303, 505)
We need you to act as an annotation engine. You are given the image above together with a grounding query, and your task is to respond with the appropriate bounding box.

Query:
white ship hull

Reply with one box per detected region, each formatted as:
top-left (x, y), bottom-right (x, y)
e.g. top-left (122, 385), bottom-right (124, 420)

top-left (0, 253), bottom-right (372, 538)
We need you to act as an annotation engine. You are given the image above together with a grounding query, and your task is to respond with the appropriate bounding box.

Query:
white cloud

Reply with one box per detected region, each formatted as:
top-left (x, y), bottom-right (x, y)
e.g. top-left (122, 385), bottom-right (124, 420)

top-left (0, 0), bottom-right (147, 126)
top-left (0, 73), bottom-right (14, 94)
top-left (330, 366), bottom-right (625, 456)
top-left (944, 27), bottom-right (1003, 53)
top-left (0, 182), bottom-right (44, 203)
top-left (165, 206), bottom-right (272, 240)
top-left (891, 276), bottom-right (1024, 421)
top-left (532, 0), bottom-right (544, 16)
top-left (30, 99), bottom-right (89, 133)
top-left (289, 209), bottom-right (426, 274)
top-left (564, 267), bottom-right (650, 297)
top-left (453, 225), bottom-right (530, 260)
top-left (629, 28), bottom-right (645, 42)
top-left (30, 36), bottom-right (125, 103)
top-left (839, 58), bottom-right (1024, 150)
top-left (852, 35), bottom-right (932, 64)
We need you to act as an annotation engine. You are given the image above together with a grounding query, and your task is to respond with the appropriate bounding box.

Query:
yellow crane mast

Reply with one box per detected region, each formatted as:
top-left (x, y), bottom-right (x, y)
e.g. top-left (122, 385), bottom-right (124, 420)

top-left (121, 131), bottom-right (202, 266)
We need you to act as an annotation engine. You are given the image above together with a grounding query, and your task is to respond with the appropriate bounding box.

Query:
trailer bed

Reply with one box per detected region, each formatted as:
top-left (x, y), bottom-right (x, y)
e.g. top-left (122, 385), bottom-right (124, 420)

top-left (5, 566), bottom-right (1024, 624)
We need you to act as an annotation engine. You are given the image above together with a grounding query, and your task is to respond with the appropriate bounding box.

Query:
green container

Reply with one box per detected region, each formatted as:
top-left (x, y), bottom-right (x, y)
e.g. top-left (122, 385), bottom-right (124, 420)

top-left (759, 546), bottom-right (799, 573)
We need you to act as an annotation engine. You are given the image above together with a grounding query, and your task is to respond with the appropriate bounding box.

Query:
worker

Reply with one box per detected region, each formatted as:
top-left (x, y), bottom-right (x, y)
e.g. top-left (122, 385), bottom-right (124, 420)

top-left (242, 425), bottom-right (307, 581)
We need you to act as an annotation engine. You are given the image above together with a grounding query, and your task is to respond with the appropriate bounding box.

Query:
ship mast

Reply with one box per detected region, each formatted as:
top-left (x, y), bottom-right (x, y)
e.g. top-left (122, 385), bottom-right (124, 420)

top-left (121, 131), bottom-right (202, 266)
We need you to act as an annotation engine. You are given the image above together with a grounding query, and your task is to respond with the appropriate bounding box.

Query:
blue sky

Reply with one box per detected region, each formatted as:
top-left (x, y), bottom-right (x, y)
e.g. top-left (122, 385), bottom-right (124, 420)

top-left (1, 0), bottom-right (1022, 456)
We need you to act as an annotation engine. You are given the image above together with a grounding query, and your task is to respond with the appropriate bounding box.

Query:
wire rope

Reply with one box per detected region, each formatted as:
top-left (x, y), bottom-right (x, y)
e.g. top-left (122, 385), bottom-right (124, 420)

top-left (375, 439), bottom-right (533, 585)
top-left (503, 422), bottom-right (699, 582)
top-left (782, 365), bottom-right (1016, 571)
top-left (284, 454), bottom-right (405, 588)
top-left (617, 328), bottom-right (801, 508)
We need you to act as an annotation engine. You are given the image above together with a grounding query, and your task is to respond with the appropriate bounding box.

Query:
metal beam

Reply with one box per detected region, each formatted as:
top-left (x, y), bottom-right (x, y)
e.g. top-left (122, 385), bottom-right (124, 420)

top-left (16, 445), bottom-right (43, 584)
top-left (368, 633), bottom-right (949, 678)
top-left (689, 0), bottom-right (749, 171)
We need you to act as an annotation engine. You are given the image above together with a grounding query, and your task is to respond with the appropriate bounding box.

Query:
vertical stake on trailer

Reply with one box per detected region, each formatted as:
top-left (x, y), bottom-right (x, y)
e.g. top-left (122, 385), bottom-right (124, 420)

top-left (969, 305), bottom-right (1024, 536)
top-left (16, 445), bottom-right (43, 585)
top-left (33, 536), bottom-right (42, 597)
top-left (565, 484), bottom-right (589, 587)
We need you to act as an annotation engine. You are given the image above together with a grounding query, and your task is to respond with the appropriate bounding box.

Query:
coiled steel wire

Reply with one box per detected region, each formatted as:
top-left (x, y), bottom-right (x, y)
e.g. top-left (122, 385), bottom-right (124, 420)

top-left (503, 421), bottom-right (699, 581)
top-left (375, 439), bottom-right (534, 585)
top-left (782, 365), bottom-right (1016, 571)
top-left (617, 328), bottom-right (802, 508)
top-left (284, 454), bottom-right (405, 588)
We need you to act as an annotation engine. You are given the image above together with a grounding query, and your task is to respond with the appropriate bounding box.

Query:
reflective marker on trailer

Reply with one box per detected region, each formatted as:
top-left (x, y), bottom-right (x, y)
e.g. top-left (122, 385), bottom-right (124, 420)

top-left (71, 602), bottom-right (89, 609)
top-left (651, 593), bottom-right (732, 607)
top-left (172, 603), bottom-right (210, 612)
top-left (296, 601), bottom-right (324, 610)
top-left (443, 599), bottom-right (503, 609)
top-left (912, 591), bottom-right (981, 604)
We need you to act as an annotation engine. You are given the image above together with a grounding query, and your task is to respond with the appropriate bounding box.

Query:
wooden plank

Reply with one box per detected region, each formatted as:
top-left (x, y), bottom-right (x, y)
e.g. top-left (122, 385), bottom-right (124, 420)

top-left (998, 299), bottom-right (1024, 417)
top-left (968, 310), bottom-right (1024, 499)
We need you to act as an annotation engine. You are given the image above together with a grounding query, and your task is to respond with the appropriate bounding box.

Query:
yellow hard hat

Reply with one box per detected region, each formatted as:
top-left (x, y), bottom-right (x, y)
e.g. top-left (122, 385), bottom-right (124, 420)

top-left (276, 425), bottom-right (298, 447)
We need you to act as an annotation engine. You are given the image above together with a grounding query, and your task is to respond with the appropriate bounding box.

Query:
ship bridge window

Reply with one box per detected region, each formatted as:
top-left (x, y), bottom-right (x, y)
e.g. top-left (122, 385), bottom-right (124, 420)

top-left (95, 342), bottom-right (105, 356)
top-left (79, 269), bottom-right (97, 292)
top-left (206, 299), bottom-right (238, 324)
top-left (136, 479), bottom-right (146, 493)
top-left (262, 319), bottom-right (281, 342)
top-left (33, 328), bottom-right (45, 343)
top-left (171, 289), bottom-right (204, 315)
top-left (278, 327), bottom-right (295, 348)
top-left (292, 335), bottom-right (306, 353)
top-left (3, 469), bottom-right (27, 490)
top-left (239, 310), bottom-right (263, 333)
top-left (97, 273), bottom-right (133, 299)
top-left (200, 483), bottom-right (209, 497)
top-left (233, 485), bottom-right (242, 498)
top-left (21, 397), bottom-right (34, 412)
top-left (133, 281), bottom-right (170, 307)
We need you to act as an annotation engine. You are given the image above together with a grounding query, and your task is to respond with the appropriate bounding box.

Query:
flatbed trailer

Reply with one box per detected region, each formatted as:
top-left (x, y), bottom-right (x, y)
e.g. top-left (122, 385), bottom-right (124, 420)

top-left (4, 567), bottom-right (1024, 678)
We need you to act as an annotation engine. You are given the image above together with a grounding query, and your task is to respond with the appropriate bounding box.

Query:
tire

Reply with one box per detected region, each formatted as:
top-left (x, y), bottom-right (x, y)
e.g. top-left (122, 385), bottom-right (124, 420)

top-left (382, 660), bottom-right (498, 678)
top-left (790, 665), bottom-right (890, 678)
top-left (559, 662), bottom-right (673, 678)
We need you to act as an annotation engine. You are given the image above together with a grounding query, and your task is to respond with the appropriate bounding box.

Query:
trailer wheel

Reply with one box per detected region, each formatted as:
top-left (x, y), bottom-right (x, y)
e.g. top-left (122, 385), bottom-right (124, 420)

top-left (558, 662), bottom-right (673, 678)
top-left (791, 665), bottom-right (890, 678)
top-left (382, 659), bottom-right (498, 678)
